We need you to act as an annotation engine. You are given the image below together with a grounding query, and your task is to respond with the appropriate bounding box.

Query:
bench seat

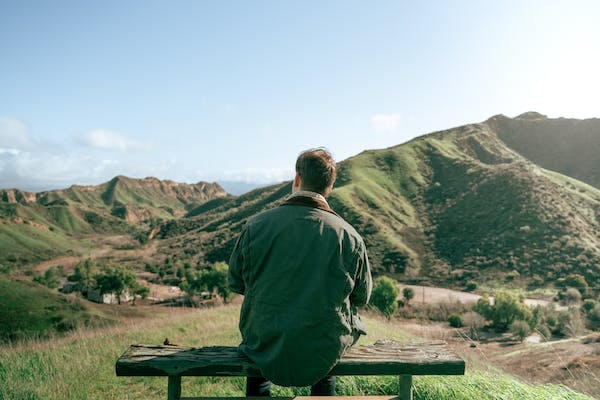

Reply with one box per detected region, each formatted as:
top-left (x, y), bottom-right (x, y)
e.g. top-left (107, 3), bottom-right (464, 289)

top-left (116, 340), bottom-right (465, 400)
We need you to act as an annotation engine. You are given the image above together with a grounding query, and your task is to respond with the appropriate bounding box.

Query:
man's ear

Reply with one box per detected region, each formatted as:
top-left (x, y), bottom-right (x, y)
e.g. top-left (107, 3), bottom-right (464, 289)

top-left (292, 173), bottom-right (301, 192)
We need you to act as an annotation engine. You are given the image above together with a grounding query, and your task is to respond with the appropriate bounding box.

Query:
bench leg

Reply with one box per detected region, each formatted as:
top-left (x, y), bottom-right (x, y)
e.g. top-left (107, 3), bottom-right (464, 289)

top-left (399, 375), bottom-right (412, 400)
top-left (168, 375), bottom-right (181, 400)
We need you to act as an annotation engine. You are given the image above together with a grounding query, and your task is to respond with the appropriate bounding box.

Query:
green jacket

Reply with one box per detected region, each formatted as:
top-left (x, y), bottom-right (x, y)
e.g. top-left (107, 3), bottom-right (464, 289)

top-left (228, 194), bottom-right (372, 386)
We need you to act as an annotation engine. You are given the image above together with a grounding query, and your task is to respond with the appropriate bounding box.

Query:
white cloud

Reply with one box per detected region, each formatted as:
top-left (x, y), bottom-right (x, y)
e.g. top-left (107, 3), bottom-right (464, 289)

top-left (82, 129), bottom-right (151, 151)
top-left (0, 148), bottom-right (21, 155)
top-left (0, 116), bottom-right (34, 150)
top-left (371, 113), bottom-right (401, 133)
top-left (0, 118), bottom-right (165, 191)
top-left (222, 167), bottom-right (293, 184)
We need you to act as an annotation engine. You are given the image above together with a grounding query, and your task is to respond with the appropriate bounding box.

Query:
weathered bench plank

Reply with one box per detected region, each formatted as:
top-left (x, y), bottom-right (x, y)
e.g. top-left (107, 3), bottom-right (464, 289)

top-left (116, 340), bottom-right (465, 400)
top-left (116, 340), bottom-right (465, 377)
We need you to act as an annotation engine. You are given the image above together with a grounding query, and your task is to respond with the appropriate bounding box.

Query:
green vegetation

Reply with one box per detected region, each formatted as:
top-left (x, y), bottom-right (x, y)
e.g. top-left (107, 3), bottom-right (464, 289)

top-left (0, 278), bottom-right (112, 343)
top-left (510, 320), bottom-right (532, 342)
top-left (0, 304), bottom-right (593, 400)
top-left (448, 313), bottom-right (463, 328)
top-left (95, 265), bottom-right (141, 304)
top-left (473, 292), bottom-right (532, 331)
top-left (403, 287), bottom-right (415, 305)
top-left (180, 261), bottom-right (232, 302)
top-left (370, 276), bottom-right (400, 318)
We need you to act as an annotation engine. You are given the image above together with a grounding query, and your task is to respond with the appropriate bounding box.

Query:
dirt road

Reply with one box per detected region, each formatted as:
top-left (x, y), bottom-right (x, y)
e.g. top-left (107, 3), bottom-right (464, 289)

top-left (398, 284), bottom-right (563, 310)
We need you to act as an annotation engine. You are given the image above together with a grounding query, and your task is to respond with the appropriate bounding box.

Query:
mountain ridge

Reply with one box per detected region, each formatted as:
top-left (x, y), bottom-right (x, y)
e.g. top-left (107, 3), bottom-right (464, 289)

top-left (1, 112), bottom-right (599, 290)
top-left (153, 113), bottom-right (600, 288)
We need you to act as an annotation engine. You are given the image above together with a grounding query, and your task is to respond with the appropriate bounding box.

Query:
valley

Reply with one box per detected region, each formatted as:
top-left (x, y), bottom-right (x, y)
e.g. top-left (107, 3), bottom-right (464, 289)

top-left (1, 112), bottom-right (599, 397)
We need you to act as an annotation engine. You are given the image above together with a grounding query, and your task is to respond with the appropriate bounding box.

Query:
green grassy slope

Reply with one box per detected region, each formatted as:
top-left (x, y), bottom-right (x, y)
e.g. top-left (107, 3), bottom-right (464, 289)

top-left (0, 278), bottom-right (113, 343)
top-left (0, 304), bottom-right (592, 400)
top-left (0, 221), bottom-right (89, 265)
top-left (0, 176), bottom-right (228, 266)
top-left (160, 117), bottom-right (600, 288)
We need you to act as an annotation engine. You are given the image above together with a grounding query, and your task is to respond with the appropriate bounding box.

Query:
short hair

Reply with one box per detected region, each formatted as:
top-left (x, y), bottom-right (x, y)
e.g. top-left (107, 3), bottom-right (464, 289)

top-left (295, 148), bottom-right (337, 194)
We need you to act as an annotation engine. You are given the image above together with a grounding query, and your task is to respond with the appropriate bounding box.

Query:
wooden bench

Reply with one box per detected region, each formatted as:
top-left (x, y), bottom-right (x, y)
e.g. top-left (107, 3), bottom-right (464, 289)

top-left (116, 339), bottom-right (465, 400)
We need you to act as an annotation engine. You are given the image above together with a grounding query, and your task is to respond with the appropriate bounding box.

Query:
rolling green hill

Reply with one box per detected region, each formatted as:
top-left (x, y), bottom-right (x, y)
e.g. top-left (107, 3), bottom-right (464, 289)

top-left (157, 114), bottom-right (600, 288)
top-left (0, 278), bottom-right (113, 342)
top-left (1, 113), bottom-right (598, 289)
top-left (0, 176), bottom-right (227, 265)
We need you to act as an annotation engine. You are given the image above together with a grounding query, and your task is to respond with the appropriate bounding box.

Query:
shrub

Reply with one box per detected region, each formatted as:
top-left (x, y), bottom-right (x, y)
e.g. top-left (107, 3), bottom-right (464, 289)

top-left (402, 287), bottom-right (415, 305)
top-left (473, 292), bottom-right (532, 331)
top-left (510, 320), bottom-right (531, 342)
top-left (536, 324), bottom-right (551, 340)
top-left (559, 274), bottom-right (589, 295)
top-left (585, 304), bottom-right (600, 331)
top-left (465, 281), bottom-right (477, 292)
top-left (582, 299), bottom-right (598, 313)
top-left (370, 277), bottom-right (400, 318)
top-left (462, 311), bottom-right (486, 340)
top-left (556, 308), bottom-right (585, 337)
top-left (448, 313), bottom-right (463, 328)
top-left (562, 288), bottom-right (582, 306)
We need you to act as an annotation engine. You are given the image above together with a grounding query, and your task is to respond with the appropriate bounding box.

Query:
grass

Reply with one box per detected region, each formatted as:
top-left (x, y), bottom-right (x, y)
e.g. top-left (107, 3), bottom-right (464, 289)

top-left (0, 303), bottom-right (594, 400)
top-left (0, 278), bottom-right (114, 343)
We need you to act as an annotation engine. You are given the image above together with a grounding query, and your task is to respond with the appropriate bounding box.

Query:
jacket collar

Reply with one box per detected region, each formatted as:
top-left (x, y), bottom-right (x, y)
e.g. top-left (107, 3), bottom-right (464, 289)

top-left (282, 191), bottom-right (337, 215)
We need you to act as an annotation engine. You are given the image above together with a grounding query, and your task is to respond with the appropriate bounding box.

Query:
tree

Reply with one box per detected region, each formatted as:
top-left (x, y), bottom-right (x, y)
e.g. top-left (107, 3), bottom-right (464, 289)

top-left (200, 262), bottom-right (232, 303)
top-left (559, 274), bottom-right (589, 296)
top-left (96, 265), bottom-right (138, 304)
top-left (68, 259), bottom-right (97, 289)
top-left (510, 320), bottom-right (531, 342)
top-left (402, 287), bottom-right (415, 306)
top-left (473, 291), bottom-right (532, 331)
top-left (181, 262), bottom-right (232, 303)
top-left (370, 276), bottom-right (399, 319)
top-left (563, 287), bottom-right (582, 306)
top-left (34, 268), bottom-right (60, 289)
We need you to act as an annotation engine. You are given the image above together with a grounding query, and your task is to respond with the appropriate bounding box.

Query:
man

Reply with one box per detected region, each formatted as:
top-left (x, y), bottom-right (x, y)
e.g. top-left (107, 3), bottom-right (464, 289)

top-left (228, 148), bottom-right (372, 396)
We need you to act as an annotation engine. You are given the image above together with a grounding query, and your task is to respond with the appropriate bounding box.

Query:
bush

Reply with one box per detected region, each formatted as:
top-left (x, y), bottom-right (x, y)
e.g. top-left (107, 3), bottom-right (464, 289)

top-left (585, 304), bottom-right (600, 331)
top-left (556, 308), bottom-right (585, 337)
top-left (370, 277), bottom-right (400, 318)
top-left (473, 292), bottom-right (532, 331)
top-left (536, 324), bottom-right (551, 340)
top-left (582, 299), bottom-right (598, 313)
top-left (510, 320), bottom-right (531, 342)
top-left (402, 287), bottom-right (415, 305)
top-left (448, 313), bottom-right (463, 328)
top-left (462, 311), bottom-right (486, 340)
top-left (465, 281), bottom-right (477, 292)
top-left (562, 287), bottom-right (582, 306)
top-left (558, 274), bottom-right (589, 295)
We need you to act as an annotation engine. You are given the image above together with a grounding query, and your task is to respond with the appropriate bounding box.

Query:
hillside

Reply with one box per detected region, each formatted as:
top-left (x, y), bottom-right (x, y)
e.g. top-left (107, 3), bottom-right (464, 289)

top-left (0, 176), bottom-right (227, 265)
top-left (1, 113), bottom-right (598, 291)
top-left (158, 114), bottom-right (600, 288)
top-left (487, 112), bottom-right (600, 189)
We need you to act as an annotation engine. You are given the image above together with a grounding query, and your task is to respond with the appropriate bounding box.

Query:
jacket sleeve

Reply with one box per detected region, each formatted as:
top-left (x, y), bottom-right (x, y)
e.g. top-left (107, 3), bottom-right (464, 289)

top-left (228, 226), bottom-right (248, 295)
top-left (350, 242), bottom-right (372, 307)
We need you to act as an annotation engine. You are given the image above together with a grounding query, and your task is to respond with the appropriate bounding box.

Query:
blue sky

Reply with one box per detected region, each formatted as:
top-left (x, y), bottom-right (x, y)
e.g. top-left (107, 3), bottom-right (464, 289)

top-left (1, 1), bottom-right (599, 193)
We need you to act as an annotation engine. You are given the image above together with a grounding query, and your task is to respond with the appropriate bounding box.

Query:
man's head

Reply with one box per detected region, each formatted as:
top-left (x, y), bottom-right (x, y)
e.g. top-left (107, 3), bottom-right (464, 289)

top-left (293, 148), bottom-right (337, 196)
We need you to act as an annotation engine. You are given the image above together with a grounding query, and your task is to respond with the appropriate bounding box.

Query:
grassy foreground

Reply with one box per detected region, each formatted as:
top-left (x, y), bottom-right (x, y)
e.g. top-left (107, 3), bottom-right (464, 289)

top-left (0, 303), bottom-right (593, 400)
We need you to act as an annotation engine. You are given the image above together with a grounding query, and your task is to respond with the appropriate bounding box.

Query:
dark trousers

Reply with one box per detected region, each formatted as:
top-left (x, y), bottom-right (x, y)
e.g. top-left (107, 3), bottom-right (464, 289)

top-left (246, 375), bottom-right (336, 396)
